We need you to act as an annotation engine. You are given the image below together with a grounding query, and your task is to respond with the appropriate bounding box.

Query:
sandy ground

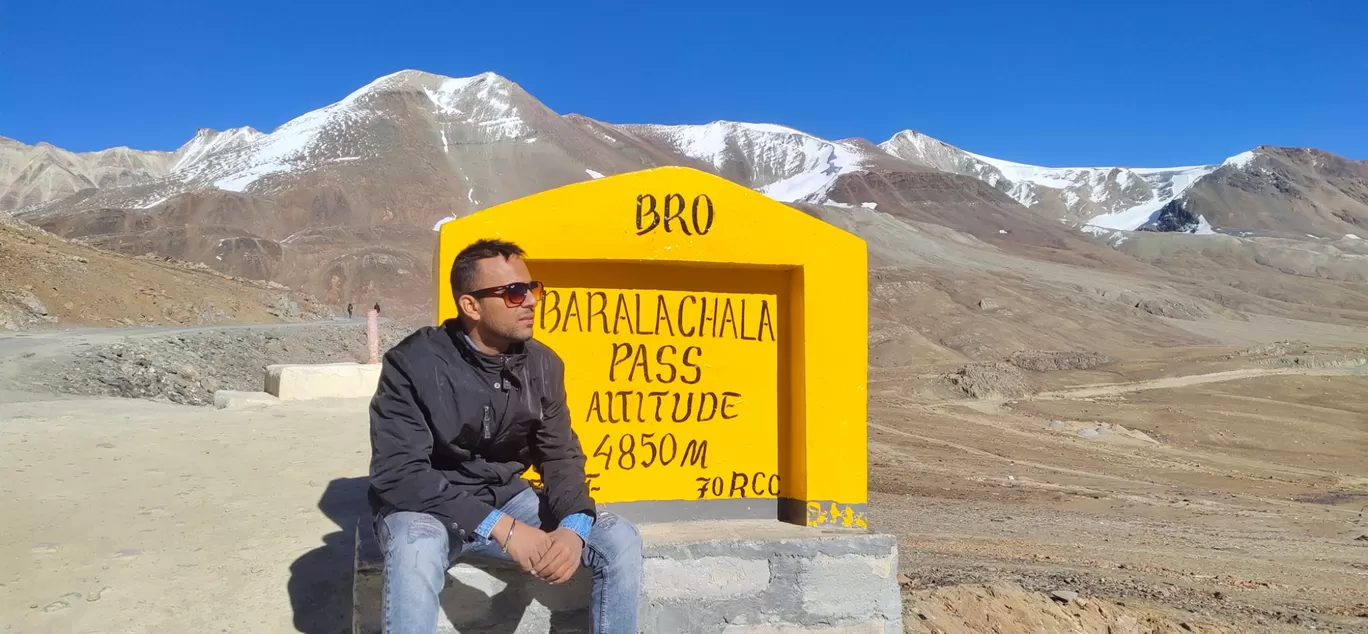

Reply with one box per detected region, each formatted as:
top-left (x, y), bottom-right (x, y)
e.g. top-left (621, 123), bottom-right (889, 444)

top-left (1, 395), bottom-right (371, 634)
top-left (1, 343), bottom-right (1366, 633)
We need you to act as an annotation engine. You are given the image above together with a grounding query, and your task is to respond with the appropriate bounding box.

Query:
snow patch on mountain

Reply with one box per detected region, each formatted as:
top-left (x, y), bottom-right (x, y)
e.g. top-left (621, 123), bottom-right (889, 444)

top-left (627, 121), bottom-right (870, 202)
top-left (171, 127), bottom-right (263, 172)
top-left (759, 141), bottom-right (865, 202)
top-left (1087, 164), bottom-right (1217, 230)
top-left (1223, 150), bottom-right (1257, 169)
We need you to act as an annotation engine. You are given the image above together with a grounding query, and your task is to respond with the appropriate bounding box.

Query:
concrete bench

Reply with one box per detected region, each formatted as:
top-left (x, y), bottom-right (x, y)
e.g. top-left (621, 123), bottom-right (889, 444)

top-left (352, 517), bottom-right (902, 633)
top-left (265, 362), bottom-right (381, 401)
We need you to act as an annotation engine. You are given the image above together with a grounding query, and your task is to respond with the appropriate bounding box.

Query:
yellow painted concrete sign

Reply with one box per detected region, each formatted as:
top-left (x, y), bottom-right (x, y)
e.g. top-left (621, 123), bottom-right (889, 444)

top-left (434, 167), bottom-right (868, 528)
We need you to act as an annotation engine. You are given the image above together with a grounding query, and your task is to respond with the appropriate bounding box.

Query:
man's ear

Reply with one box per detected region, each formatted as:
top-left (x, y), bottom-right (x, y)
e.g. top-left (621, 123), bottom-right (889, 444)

top-left (457, 294), bottom-right (480, 322)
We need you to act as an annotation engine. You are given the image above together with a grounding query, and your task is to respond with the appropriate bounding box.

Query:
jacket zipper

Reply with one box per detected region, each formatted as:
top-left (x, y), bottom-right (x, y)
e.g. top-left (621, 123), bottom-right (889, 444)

top-left (481, 404), bottom-right (492, 441)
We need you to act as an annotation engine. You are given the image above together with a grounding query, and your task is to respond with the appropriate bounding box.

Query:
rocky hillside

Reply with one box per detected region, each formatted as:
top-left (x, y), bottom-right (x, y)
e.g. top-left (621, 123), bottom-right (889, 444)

top-left (0, 215), bottom-right (331, 330)
top-left (9, 69), bottom-right (1365, 316)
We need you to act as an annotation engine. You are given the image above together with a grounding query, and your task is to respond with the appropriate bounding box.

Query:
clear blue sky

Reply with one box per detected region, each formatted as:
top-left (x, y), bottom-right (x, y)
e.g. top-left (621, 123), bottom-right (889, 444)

top-left (2, 0), bottom-right (1364, 167)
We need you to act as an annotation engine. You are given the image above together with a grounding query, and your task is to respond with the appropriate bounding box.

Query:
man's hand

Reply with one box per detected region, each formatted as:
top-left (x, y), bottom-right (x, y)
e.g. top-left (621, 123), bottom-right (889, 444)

top-left (493, 516), bottom-right (551, 574)
top-left (532, 528), bottom-right (584, 584)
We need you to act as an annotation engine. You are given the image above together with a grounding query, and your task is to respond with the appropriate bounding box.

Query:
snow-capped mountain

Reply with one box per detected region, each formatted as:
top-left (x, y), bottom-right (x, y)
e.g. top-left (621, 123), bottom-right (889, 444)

top-left (12, 68), bottom-right (1367, 309)
top-left (880, 130), bottom-right (1222, 230)
top-left (620, 121), bottom-right (876, 203)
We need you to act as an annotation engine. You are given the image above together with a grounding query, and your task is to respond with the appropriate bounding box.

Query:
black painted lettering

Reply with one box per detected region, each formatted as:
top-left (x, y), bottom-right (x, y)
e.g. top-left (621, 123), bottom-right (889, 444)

top-left (635, 194), bottom-right (659, 235)
top-left (628, 344), bottom-right (650, 383)
top-left (585, 391), bottom-right (607, 423)
top-left (614, 391), bottom-right (632, 422)
top-left (654, 344), bottom-right (678, 383)
top-left (634, 392), bottom-right (645, 423)
top-left (697, 392), bottom-right (718, 422)
top-left (691, 194), bottom-right (715, 235)
top-left (611, 293), bottom-right (633, 335)
top-left (681, 439), bottom-right (709, 468)
top-left (639, 432), bottom-right (658, 467)
top-left (593, 434), bottom-right (612, 470)
top-left (709, 297), bottom-right (719, 338)
top-left (561, 291), bottom-right (583, 333)
top-left (670, 392), bottom-right (694, 423)
top-left (740, 299), bottom-right (756, 341)
top-left (539, 289), bottom-right (562, 332)
top-left (729, 471), bottom-right (749, 498)
top-left (617, 434), bottom-right (636, 469)
top-left (698, 296), bottom-right (709, 338)
top-left (768, 473), bottom-right (780, 496)
top-left (661, 433), bottom-right (678, 464)
top-left (711, 476), bottom-right (723, 496)
top-left (695, 477), bottom-right (713, 499)
top-left (608, 343), bottom-right (633, 382)
top-left (719, 298), bottom-right (738, 339)
top-left (662, 193), bottom-right (691, 235)
top-left (648, 391), bottom-right (669, 422)
top-left (634, 294), bottom-right (654, 335)
top-left (681, 346), bottom-right (702, 384)
top-left (587, 291), bottom-right (609, 333)
top-left (758, 300), bottom-right (775, 342)
top-left (720, 392), bottom-right (741, 419)
top-left (678, 296), bottom-right (697, 337)
top-left (751, 473), bottom-right (765, 496)
top-left (610, 388), bottom-right (626, 424)
top-left (654, 294), bottom-right (675, 336)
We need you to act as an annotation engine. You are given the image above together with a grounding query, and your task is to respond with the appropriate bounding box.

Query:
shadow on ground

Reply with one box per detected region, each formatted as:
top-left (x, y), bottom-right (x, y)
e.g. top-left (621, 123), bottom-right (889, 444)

top-left (289, 476), bottom-right (370, 634)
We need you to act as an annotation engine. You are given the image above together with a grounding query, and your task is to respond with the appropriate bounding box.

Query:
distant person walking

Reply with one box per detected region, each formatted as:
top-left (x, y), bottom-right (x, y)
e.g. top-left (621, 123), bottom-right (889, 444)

top-left (373, 301), bottom-right (381, 315)
top-left (347, 303), bottom-right (354, 319)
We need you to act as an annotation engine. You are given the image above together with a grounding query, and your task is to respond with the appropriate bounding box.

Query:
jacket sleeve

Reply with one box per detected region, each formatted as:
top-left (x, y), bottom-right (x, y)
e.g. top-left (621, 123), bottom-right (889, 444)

top-left (531, 350), bottom-right (597, 524)
top-left (369, 349), bottom-right (498, 534)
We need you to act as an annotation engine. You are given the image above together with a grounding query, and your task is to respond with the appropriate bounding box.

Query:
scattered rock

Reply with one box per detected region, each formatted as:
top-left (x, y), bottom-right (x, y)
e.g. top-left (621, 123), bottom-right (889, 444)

top-left (1008, 350), bottom-right (1115, 372)
top-left (944, 362), bottom-right (1029, 400)
top-left (24, 321), bottom-right (413, 405)
top-left (978, 298), bottom-right (1002, 312)
top-left (96, 443), bottom-right (114, 449)
top-left (1048, 420), bottom-right (1067, 430)
top-left (1049, 589), bottom-right (1079, 604)
top-left (0, 288), bottom-right (57, 331)
top-left (1077, 428), bottom-right (1100, 439)
top-left (86, 587), bottom-right (111, 602)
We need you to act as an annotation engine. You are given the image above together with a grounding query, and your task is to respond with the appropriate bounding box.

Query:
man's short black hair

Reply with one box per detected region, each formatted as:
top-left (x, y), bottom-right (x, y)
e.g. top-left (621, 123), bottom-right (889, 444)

top-left (450, 238), bottom-right (526, 295)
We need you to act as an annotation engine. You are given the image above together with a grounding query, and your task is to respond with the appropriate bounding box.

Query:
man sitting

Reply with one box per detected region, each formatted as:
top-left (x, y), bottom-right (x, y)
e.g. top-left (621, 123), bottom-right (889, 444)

top-left (368, 238), bottom-right (642, 634)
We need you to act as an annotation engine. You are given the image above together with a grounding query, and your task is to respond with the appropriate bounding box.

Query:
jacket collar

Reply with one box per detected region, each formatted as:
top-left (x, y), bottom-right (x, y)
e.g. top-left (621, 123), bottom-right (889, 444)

top-left (441, 319), bottom-right (527, 374)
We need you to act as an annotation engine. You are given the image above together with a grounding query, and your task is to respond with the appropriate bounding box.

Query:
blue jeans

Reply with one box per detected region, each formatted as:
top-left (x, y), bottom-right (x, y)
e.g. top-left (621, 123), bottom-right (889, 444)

top-left (377, 487), bottom-right (643, 634)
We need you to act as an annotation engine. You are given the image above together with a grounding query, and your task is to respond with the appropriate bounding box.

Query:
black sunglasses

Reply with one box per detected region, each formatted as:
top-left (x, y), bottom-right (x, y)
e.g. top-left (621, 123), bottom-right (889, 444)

top-left (466, 281), bottom-right (544, 308)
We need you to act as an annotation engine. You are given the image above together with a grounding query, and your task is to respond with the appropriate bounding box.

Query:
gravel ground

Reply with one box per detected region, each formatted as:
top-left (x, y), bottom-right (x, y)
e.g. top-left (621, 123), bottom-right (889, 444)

top-left (20, 320), bottom-right (422, 405)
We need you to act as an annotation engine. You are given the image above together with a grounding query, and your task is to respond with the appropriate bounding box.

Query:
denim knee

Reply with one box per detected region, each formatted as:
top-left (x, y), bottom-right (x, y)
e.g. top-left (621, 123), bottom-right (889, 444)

top-left (587, 512), bottom-right (642, 571)
top-left (381, 511), bottom-right (451, 564)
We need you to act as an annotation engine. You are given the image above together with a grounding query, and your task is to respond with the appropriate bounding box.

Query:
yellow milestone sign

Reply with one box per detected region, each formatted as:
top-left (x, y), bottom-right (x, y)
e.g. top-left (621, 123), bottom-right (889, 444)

top-left (434, 167), bottom-right (869, 528)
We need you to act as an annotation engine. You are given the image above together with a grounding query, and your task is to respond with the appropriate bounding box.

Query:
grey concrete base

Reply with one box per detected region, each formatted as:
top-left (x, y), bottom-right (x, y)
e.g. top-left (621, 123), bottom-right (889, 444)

top-left (265, 362), bottom-right (381, 400)
top-left (212, 390), bottom-right (278, 409)
top-left (353, 519), bottom-right (902, 634)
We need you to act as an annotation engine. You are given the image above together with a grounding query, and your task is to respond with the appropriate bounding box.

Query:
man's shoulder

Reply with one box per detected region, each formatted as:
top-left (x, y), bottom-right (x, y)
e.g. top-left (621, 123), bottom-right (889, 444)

top-left (524, 338), bottom-right (564, 368)
top-left (385, 325), bottom-right (447, 364)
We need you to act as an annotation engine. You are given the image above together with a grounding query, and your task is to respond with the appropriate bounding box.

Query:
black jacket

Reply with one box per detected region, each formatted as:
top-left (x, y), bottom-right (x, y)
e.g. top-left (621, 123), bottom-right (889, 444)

top-left (367, 321), bottom-right (595, 540)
